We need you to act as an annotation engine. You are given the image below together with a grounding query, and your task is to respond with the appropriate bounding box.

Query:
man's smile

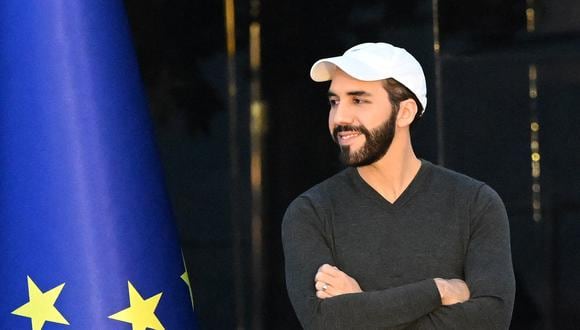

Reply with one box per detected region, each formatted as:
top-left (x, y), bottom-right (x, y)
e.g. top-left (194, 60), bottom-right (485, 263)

top-left (337, 131), bottom-right (362, 145)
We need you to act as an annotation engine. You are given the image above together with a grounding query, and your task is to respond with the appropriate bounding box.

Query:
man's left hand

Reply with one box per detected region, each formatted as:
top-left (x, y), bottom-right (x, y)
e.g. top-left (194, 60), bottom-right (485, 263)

top-left (314, 264), bottom-right (363, 299)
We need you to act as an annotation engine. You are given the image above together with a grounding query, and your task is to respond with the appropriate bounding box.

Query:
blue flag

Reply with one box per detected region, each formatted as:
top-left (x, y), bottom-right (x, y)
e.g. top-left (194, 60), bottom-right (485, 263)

top-left (0, 1), bottom-right (198, 329)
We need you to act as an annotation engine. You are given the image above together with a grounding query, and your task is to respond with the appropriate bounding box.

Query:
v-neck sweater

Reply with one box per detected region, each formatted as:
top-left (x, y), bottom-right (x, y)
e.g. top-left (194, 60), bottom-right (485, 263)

top-left (353, 161), bottom-right (426, 210)
top-left (282, 160), bottom-right (515, 329)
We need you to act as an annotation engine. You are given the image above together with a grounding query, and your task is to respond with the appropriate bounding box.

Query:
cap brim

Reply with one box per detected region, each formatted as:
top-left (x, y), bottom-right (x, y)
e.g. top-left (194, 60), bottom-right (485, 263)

top-left (310, 56), bottom-right (386, 82)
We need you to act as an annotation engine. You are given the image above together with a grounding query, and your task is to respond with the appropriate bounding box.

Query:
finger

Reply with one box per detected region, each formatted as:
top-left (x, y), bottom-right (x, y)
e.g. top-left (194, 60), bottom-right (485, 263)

top-left (316, 290), bottom-right (332, 299)
top-left (318, 264), bottom-right (341, 277)
top-left (314, 272), bottom-right (334, 285)
top-left (319, 264), bottom-right (339, 273)
top-left (321, 284), bottom-right (340, 298)
top-left (315, 280), bottom-right (338, 297)
top-left (315, 281), bottom-right (328, 291)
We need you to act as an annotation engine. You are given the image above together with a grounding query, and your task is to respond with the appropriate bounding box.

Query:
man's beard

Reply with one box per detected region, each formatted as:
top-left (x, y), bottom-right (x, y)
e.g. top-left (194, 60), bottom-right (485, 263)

top-left (332, 110), bottom-right (397, 167)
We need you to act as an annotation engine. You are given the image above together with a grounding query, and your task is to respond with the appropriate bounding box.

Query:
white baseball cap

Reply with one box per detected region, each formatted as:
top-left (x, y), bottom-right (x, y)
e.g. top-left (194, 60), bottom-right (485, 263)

top-left (310, 42), bottom-right (427, 114)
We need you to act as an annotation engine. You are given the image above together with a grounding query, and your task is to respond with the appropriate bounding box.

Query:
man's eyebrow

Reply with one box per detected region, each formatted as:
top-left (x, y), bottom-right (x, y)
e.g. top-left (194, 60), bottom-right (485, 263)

top-left (327, 90), bottom-right (372, 97)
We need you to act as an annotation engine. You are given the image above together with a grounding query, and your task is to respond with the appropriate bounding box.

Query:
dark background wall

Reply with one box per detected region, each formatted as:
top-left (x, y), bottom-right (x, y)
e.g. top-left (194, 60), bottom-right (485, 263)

top-left (124, 0), bottom-right (580, 329)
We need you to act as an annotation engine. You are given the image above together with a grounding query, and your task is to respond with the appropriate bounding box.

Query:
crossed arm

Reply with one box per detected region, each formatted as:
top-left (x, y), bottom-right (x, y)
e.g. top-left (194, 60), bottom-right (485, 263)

top-left (282, 186), bottom-right (515, 329)
top-left (314, 264), bottom-right (470, 306)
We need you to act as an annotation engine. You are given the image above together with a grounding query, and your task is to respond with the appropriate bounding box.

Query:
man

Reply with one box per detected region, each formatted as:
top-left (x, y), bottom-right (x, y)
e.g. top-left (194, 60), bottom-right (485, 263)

top-left (281, 42), bottom-right (515, 329)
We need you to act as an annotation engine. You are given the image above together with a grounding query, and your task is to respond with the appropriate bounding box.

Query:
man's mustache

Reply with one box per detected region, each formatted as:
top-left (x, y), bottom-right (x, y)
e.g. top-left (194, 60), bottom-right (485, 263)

top-left (332, 125), bottom-right (369, 142)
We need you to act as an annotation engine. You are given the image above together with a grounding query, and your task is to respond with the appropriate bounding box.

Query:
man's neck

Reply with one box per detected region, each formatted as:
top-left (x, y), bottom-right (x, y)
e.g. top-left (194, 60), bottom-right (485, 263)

top-left (356, 139), bottom-right (421, 204)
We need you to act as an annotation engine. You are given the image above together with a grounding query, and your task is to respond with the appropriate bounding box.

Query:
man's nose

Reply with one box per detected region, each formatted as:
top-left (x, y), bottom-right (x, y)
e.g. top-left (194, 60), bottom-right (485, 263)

top-left (332, 103), bottom-right (355, 125)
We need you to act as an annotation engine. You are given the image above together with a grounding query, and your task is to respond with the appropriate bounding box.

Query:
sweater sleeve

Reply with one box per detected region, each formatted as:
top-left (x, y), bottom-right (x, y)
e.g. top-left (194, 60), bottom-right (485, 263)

top-left (408, 184), bottom-right (516, 330)
top-left (282, 196), bottom-right (441, 330)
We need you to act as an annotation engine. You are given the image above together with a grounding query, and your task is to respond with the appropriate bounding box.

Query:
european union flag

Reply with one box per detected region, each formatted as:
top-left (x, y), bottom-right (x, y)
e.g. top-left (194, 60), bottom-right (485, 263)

top-left (0, 1), bottom-right (198, 329)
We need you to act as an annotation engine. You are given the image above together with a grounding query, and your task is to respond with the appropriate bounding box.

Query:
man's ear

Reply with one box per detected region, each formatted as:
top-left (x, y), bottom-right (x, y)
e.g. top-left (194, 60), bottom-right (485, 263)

top-left (396, 99), bottom-right (418, 128)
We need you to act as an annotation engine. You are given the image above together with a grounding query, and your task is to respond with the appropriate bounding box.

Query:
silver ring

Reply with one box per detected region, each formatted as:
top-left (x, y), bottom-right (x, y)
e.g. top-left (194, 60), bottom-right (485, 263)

top-left (322, 283), bottom-right (328, 291)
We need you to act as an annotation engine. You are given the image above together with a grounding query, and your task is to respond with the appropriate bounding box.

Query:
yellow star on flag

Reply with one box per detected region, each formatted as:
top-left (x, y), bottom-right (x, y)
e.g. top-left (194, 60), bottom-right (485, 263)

top-left (11, 276), bottom-right (69, 330)
top-left (181, 253), bottom-right (194, 310)
top-left (181, 270), bottom-right (195, 310)
top-left (108, 281), bottom-right (165, 330)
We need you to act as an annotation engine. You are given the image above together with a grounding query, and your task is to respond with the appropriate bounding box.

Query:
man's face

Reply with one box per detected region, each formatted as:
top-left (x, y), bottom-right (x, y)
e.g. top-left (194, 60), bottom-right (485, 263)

top-left (327, 69), bottom-right (397, 167)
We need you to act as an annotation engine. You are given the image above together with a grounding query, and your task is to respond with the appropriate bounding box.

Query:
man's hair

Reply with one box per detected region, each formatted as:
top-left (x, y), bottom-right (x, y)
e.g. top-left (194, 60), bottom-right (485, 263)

top-left (382, 78), bottom-right (423, 129)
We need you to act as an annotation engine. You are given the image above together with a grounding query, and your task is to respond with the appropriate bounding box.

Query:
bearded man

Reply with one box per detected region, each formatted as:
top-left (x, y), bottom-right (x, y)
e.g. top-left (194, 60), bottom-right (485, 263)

top-left (282, 42), bottom-right (515, 329)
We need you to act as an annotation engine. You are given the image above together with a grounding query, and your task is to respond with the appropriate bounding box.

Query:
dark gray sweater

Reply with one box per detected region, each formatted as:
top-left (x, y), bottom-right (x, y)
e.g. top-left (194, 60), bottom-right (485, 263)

top-left (282, 160), bottom-right (515, 329)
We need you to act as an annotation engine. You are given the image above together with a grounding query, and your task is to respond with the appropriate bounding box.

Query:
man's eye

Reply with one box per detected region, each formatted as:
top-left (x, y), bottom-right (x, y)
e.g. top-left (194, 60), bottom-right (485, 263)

top-left (353, 98), bottom-right (363, 104)
top-left (329, 99), bottom-right (339, 106)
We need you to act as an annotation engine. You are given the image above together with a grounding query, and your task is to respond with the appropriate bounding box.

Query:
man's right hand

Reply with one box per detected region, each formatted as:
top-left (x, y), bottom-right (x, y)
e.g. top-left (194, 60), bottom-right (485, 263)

top-left (433, 278), bottom-right (470, 305)
top-left (314, 264), bottom-right (363, 299)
